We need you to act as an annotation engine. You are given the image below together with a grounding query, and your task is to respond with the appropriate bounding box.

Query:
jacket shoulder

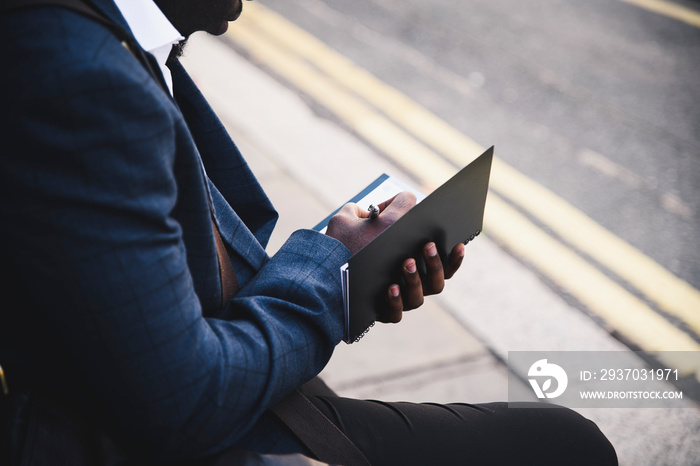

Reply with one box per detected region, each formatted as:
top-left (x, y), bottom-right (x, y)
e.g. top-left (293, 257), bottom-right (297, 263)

top-left (0, 6), bottom-right (147, 99)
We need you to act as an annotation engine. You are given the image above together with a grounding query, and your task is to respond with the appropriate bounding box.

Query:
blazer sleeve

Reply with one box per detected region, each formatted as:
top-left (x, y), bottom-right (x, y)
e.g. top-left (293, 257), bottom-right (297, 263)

top-left (0, 10), bottom-right (351, 462)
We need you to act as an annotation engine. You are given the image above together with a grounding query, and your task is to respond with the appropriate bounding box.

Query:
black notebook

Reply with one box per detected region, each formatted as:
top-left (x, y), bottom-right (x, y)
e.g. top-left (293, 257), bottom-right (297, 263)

top-left (315, 147), bottom-right (494, 343)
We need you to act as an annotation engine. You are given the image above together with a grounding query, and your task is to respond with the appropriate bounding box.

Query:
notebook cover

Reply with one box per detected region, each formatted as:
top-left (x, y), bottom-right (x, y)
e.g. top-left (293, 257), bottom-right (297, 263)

top-left (344, 146), bottom-right (494, 342)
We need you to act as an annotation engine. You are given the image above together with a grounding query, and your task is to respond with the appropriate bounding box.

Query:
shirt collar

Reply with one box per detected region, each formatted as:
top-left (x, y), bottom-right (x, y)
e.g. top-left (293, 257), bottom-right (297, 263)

top-left (113, 0), bottom-right (184, 95)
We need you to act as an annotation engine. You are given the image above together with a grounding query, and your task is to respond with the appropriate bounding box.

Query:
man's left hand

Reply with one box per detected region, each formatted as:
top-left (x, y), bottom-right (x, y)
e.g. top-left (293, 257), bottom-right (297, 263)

top-left (381, 242), bottom-right (465, 323)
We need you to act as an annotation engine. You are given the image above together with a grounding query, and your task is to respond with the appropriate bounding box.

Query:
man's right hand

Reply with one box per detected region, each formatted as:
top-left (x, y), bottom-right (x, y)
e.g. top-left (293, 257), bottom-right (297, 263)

top-left (325, 191), bottom-right (417, 255)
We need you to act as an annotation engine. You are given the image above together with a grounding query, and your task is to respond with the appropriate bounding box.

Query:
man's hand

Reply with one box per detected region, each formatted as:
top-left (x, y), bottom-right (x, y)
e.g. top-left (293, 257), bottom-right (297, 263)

top-left (325, 191), bottom-right (465, 323)
top-left (326, 191), bottom-right (417, 255)
top-left (381, 242), bottom-right (465, 323)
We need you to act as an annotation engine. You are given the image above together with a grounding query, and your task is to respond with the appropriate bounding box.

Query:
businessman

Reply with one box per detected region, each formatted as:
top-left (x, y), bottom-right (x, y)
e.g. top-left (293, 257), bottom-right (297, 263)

top-left (0, 0), bottom-right (617, 464)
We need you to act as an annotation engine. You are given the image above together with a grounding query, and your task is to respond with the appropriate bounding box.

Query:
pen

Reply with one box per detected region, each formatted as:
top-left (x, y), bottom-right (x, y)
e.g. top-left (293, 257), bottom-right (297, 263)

top-left (368, 204), bottom-right (380, 219)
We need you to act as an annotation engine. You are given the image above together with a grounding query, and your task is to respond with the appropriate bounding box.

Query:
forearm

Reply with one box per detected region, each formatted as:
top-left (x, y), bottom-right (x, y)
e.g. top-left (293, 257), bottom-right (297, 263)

top-left (184, 230), bottom-right (350, 456)
top-left (20, 227), bottom-right (349, 461)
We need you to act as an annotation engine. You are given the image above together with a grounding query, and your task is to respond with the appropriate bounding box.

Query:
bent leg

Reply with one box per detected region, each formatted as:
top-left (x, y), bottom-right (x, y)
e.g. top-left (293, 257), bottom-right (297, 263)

top-left (306, 396), bottom-right (617, 466)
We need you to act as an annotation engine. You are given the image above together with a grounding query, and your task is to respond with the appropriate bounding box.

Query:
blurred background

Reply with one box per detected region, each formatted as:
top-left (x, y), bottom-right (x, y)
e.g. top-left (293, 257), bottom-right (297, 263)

top-left (180, 0), bottom-right (700, 463)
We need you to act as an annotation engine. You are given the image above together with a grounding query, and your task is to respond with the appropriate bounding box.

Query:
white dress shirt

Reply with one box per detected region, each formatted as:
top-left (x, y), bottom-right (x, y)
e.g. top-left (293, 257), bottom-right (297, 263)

top-left (113, 0), bottom-right (184, 95)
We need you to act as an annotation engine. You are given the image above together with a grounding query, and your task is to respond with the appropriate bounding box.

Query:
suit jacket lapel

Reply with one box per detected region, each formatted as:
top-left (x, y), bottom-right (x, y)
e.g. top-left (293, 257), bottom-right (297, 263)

top-left (169, 58), bottom-right (277, 279)
top-left (168, 58), bottom-right (278, 247)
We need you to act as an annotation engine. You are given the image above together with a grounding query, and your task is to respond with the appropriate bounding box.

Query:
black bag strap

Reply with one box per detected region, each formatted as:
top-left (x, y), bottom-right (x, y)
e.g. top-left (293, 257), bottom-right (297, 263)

top-left (0, 0), bottom-right (172, 96)
top-left (272, 390), bottom-right (370, 466)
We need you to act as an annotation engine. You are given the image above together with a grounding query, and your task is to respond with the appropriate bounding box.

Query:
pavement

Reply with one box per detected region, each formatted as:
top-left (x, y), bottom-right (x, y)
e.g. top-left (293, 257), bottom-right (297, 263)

top-left (180, 32), bottom-right (700, 466)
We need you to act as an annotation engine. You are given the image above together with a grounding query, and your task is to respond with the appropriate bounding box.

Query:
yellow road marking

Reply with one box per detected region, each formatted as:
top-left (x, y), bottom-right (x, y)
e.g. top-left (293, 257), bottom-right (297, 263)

top-left (619, 0), bottom-right (700, 28)
top-left (486, 195), bottom-right (700, 355)
top-left (492, 162), bottom-right (700, 337)
top-left (230, 19), bottom-right (456, 190)
top-left (227, 3), bottom-right (700, 368)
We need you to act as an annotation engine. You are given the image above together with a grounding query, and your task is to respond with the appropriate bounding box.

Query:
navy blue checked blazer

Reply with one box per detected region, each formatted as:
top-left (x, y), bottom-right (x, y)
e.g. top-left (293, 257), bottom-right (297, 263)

top-left (0, 0), bottom-right (351, 460)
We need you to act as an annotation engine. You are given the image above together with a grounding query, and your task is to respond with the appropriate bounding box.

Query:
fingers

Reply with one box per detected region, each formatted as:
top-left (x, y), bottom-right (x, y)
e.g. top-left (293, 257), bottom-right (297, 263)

top-left (417, 241), bottom-right (465, 294)
top-left (381, 258), bottom-right (424, 322)
top-left (444, 243), bottom-right (466, 279)
top-left (347, 190), bottom-right (416, 220)
top-left (401, 258), bottom-right (424, 310)
top-left (381, 241), bottom-right (466, 320)
top-left (375, 191), bottom-right (416, 222)
top-left (422, 242), bottom-right (445, 294)
top-left (326, 192), bottom-right (417, 254)
top-left (383, 284), bottom-right (404, 323)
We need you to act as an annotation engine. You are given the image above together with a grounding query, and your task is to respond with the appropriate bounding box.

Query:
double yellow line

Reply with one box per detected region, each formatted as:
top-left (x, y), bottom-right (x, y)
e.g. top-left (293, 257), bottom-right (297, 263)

top-left (620, 0), bottom-right (700, 28)
top-left (226, 3), bottom-right (700, 375)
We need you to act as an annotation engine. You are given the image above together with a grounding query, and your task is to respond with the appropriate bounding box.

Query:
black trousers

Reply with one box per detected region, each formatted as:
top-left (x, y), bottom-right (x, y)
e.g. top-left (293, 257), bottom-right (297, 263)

top-left (306, 396), bottom-right (617, 465)
top-left (3, 384), bottom-right (618, 465)
top-left (237, 378), bottom-right (619, 466)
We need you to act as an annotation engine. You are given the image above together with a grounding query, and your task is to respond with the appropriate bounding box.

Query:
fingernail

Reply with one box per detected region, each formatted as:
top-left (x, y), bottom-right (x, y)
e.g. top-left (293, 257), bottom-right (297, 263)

top-left (457, 243), bottom-right (466, 257)
top-left (390, 284), bottom-right (400, 298)
top-left (426, 242), bottom-right (437, 257)
top-left (406, 260), bottom-right (416, 274)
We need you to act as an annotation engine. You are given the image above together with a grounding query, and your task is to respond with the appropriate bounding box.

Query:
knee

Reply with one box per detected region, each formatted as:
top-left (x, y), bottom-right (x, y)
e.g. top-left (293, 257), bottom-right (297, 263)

top-left (497, 403), bottom-right (618, 465)
top-left (536, 406), bottom-right (618, 465)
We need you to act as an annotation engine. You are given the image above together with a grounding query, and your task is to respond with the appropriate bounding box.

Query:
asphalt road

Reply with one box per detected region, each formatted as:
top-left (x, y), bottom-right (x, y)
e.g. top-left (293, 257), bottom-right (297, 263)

top-left (254, 0), bottom-right (700, 290)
